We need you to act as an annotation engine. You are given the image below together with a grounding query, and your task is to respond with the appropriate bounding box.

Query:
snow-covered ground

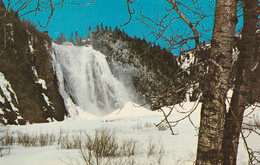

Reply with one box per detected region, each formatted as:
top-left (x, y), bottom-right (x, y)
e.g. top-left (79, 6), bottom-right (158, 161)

top-left (0, 101), bottom-right (259, 165)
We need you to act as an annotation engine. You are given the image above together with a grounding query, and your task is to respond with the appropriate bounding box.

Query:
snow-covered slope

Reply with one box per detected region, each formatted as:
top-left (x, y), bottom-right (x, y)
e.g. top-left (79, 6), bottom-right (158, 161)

top-left (0, 72), bottom-right (23, 124)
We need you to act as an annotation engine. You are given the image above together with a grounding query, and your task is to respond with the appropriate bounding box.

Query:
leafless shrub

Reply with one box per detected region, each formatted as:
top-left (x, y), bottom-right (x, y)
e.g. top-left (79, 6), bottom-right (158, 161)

top-left (0, 127), bottom-right (170, 164)
top-left (2, 130), bottom-right (15, 146)
top-left (78, 128), bottom-right (147, 165)
top-left (60, 133), bottom-right (82, 149)
top-left (84, 128), bottom-right (118, 163)
top-left (0, 145), bottom-right (10, 157)
top-left (133, 122), bottom-right (154, 130)
top-left (59, 128), bottom-right (120, 164)
top-left (133, 122), bottom-right (143, 130)
top-left (39, 133), bottom-right (56, 147)
top-left (144, 122), bottom-right (153, 128)
top-left (57, 129), bottom-right (65, 146)
top-left (0, 129), bottom-right (11, 157)
top-left (76, 128), bottom-right (118, 165)
top-left (17, 132), bottom-right (38, 147)
top-left (13, 131), bottom-right (57, 147)
top-left (120, 139), bottom-right (137, 157)
top-left (156, 123), bottom-right (168, 131)
top-left (146, 139), bottom-right (164, 157)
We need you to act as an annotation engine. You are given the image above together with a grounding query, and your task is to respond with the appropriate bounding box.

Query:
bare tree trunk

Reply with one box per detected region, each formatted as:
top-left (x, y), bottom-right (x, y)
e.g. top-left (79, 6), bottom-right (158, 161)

top-left (222, 0), bottom-right (258, 164)
top-left (196, 0), bottom-right (238, 164)
top-left (0, 0), bottom-right (4, 8)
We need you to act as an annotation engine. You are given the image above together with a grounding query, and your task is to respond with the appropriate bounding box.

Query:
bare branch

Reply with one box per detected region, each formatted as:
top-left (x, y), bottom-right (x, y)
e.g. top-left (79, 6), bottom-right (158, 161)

top-left (121, 0), bottom-right (136, 27)
top-left (241, 131), bottom-right (260, 165)
top-left (6, 0), bottom-right (96, 28)
top-left (70, 0), bottom-right (96, 6)
top-left (166, 0), bottom-right (200, 51)
top-left (157, 107), bottom-right (177, 135)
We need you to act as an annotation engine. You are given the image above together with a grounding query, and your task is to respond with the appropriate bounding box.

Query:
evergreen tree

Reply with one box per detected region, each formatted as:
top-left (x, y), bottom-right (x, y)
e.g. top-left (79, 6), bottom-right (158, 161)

top-left (115, 26), bottom-right (119, 32)
top-left (75, 31), bottom-right (82, 45)
top-left (69, 33), bottom-right (74, 44)
top-left (101, 23), bottom-right (104, 31)
top-left (88, 26), bottom-right (93, 45)
top-left (56, 33), bottom-right (66, 44)
top-left (88, 26), bottom-right (92, 35)
top-left (78, 36), bottom-right (83, 46)
top-left (96, 25), bottom-right (100, 32)
top-left (83, 35), bottom-right (88, 44)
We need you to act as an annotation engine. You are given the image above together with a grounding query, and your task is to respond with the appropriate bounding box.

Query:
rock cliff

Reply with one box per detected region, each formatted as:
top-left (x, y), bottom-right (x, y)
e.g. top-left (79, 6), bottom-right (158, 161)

top-left (0, 7), bottom-right (67, 124)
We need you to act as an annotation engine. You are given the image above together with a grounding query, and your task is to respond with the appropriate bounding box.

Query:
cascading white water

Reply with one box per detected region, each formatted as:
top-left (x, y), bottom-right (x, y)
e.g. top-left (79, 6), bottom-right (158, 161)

top-left (51, 43), bottom-right (131, 117)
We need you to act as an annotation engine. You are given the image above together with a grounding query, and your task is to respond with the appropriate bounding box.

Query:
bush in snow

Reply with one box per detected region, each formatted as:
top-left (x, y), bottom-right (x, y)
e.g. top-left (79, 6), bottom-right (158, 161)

top-left (0, 128), bottom-right (11, 157)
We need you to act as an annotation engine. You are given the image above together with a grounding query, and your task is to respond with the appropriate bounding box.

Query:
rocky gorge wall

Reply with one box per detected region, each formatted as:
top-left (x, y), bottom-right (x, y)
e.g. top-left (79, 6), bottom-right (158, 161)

top-left (0, 7), bottom-right (67, 125)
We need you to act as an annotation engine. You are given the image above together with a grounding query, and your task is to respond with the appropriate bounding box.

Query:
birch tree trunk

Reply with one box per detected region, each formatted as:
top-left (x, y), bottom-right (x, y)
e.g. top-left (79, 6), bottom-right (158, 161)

top-left (196, 0), bottom-right (238, 164)
top-left (222, 0), bottom-right (259, 164)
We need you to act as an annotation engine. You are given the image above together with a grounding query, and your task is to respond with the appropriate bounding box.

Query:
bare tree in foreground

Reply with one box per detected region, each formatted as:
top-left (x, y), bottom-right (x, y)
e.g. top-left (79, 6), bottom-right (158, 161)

top-left (196, 0), bottom-right (238, 164)
top-left (126, 0), bottom-right (259, 164)
top-left (222, 0), bottom-right (259, 164)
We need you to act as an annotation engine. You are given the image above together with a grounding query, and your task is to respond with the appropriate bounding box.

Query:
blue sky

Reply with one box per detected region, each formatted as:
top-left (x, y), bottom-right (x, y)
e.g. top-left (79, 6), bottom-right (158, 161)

top-left (17, 0), bottom-right (173, 40)
top-left (3, 0), bottom-right (243, 55)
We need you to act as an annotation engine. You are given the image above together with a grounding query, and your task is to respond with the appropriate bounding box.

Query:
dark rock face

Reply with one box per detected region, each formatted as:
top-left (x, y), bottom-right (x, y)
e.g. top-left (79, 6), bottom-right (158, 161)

top-left (0, 7), bottom-right (67, 125)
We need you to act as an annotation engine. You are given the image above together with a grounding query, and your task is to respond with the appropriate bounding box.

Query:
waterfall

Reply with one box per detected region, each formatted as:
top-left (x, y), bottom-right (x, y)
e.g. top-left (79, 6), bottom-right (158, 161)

top-left (51, 43), bottom-right (131, 117)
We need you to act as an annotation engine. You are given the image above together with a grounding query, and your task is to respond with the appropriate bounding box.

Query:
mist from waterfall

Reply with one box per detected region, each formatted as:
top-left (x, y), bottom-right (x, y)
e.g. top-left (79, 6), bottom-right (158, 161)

top-left (51, 43), bottom-right (131, 117)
